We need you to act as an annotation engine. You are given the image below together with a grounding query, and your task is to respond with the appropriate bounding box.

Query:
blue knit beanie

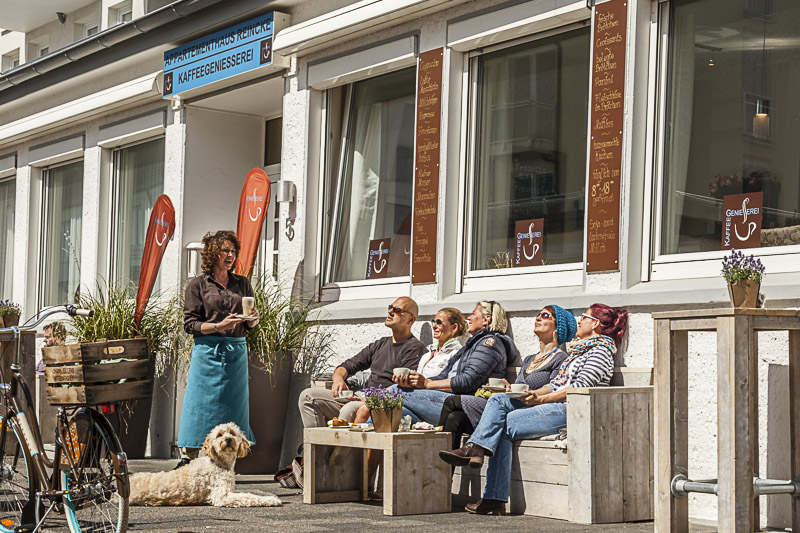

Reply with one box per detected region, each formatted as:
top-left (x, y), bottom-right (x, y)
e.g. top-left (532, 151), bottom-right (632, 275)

top-left (548, 304), bottom-right (577, 344)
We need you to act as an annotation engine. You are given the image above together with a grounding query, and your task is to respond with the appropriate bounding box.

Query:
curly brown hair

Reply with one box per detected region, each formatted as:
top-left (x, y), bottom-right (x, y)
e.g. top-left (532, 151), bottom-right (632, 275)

top-left (200, 230), bottom-right (241, 275)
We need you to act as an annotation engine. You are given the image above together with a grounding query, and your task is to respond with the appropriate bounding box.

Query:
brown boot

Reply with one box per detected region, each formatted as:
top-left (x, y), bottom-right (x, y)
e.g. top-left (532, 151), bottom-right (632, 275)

top-left (465, 498), bottom-right (506, 515)
top-left (438, 443), bottom-right (485, 468)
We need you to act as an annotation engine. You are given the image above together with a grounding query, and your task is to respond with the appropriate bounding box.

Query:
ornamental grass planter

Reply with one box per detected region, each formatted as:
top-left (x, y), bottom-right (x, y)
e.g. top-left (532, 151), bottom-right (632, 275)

top-left (727, 280), bottom-right (761, 309)
top-left (371, 406), bottom-right (403, 433)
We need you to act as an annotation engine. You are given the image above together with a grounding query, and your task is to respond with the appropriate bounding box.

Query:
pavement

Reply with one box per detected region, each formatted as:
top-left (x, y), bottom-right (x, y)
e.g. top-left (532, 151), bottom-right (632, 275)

top-left (89, 459), bottom-right (719, 533)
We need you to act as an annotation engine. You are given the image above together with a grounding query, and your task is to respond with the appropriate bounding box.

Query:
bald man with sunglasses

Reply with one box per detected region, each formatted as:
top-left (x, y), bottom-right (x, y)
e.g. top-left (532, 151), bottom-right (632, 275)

top-left (297, 297), bottom-right (426, 429)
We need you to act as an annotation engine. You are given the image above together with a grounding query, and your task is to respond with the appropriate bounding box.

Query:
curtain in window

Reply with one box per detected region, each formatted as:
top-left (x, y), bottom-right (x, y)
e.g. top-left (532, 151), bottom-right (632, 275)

top-left (330, 68), bottom-right (416, 282)
top-left (42, 161), bottom-right (83, 305)
top-left (114, 138), bottom-right (165, 289)
top-left (0, 178), bottom-right (14, 297)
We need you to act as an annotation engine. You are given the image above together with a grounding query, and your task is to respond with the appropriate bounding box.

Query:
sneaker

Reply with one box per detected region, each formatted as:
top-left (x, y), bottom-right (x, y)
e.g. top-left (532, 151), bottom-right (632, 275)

top-left (438, 443), bottom-right (485, 468)
top-left (172, 458), bottom-right (191, 470)
top-left (465, 498), bottom-right (506, 515)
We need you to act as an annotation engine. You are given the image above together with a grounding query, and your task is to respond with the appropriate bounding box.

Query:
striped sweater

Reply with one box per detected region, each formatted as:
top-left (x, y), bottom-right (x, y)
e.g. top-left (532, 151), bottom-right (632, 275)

top-left (547, 335), bottom-right (616, 392)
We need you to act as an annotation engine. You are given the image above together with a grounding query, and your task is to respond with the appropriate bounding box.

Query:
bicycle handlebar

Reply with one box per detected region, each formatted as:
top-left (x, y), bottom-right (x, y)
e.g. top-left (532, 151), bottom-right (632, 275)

top-left (0, 304), bottom-right (94, 333)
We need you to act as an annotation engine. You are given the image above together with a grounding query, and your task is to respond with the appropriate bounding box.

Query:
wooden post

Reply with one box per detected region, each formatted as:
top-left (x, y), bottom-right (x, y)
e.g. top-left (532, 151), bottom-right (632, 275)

top-left (789, 329), bottom-right (800, 532)
top-left (653, 318), bottom-right (689, 533)
top-left (716, 315), bottom-right (756, 532)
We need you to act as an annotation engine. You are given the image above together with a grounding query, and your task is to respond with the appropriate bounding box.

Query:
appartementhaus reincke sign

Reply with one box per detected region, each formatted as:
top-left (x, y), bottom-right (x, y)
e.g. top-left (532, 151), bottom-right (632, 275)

top-left (163, 12), bottom-right (288, 98)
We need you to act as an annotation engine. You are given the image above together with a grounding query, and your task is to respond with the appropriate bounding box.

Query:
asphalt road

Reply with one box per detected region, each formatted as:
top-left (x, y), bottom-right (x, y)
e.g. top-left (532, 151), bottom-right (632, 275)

top-left (37, 459), bottom-right (720, 532)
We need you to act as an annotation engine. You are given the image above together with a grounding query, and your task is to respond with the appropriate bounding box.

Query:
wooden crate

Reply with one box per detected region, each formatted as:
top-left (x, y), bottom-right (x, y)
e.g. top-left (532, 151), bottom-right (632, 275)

top-left (42, 338), bottom-right (153, 406)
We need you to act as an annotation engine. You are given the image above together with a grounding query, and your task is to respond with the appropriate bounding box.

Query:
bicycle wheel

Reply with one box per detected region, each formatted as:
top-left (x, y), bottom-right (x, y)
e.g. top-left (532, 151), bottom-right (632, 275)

top-left (61, 413), bottom-right (128, 533)
top-left (0, 413), bottom-right (35, 533)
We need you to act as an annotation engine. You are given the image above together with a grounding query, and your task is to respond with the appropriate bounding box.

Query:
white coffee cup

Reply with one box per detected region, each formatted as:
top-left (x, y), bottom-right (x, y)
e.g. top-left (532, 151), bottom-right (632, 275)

top-left (510, 383), bottom-right (529, 393)
top-left (488, 378), bottom-right (504, 387)
top-left (242, 296), bottom-right (255, 316)
top-left (393, 367), bottom-right (411, 377)
top-left (338, 390), bottom-right (355, 399)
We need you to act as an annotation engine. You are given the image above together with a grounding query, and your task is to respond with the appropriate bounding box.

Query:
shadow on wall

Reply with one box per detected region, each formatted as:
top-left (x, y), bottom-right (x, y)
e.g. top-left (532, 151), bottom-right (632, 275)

top-left (766, 363), bottom-right (791, 529)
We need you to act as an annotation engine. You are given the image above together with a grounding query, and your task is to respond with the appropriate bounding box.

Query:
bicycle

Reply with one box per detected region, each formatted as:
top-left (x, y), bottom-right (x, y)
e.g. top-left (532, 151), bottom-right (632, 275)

top-left (0, 305), bottom-right (129, 533)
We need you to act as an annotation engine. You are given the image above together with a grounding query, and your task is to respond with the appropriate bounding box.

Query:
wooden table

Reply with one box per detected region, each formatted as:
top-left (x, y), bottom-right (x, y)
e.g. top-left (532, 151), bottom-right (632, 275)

top-left (652, 308), bottom-right (800, 533)
top-left (303, 427), bottom-right (451, 515)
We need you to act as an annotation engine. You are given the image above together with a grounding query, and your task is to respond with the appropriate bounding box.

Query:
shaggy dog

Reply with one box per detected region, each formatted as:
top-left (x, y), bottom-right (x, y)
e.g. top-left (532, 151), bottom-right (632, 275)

top-left (129, 422), bottom-right (282, 507)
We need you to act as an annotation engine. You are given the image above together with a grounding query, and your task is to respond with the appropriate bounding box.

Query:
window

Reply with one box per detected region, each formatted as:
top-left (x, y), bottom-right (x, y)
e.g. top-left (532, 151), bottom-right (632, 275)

top-left (326, 68), bottom-right (417, 283)
top-left (41, 161), bottom-right (83, 306)
top-left (86, 24), bottom-right (99, 37)
top-left (115, 3), bottom-right (133, 24)
top-left (658, 0), bottom-right (800, 256)
top-left (468, 27), bottom-right (591, 272)
top-left (38, 45), bottom-right (49, 57)
top-left (2, 50), bottom-right (20, 72)
top-left (0, 177), bottom-right (14, 296)
top-left (111, 138), bottom-right (165, 289)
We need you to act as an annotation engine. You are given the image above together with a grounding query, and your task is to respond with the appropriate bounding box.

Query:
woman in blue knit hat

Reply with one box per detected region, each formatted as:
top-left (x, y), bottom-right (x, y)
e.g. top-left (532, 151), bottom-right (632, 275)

top-left (438, 304), bottom-right (577, 450)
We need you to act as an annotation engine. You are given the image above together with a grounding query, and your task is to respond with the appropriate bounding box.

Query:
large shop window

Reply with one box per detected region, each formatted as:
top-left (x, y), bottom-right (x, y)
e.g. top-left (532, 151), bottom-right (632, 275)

top-left (327, 68), bottom-right (416, 283)
top-left (469, 27), bottom-right (591, 273)
top-left (660, 0), bottom-right (800, 256)
top-left (111, 138), bottom-right (165, 289)
top-left (0, 177), bottom-right (14, 296)
top-left (41, 161), bottom-right (83, 306)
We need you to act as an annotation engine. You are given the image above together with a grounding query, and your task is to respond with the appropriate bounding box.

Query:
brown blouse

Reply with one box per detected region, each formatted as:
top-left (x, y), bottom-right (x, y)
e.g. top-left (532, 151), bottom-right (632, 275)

top-left (183, 272), bottom-right (255, 338)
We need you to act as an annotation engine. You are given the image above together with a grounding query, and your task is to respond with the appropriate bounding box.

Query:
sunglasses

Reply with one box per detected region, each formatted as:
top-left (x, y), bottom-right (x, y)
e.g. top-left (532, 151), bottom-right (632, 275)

top-left (431, 318), bottom-right (450, 327)
top-left (388, 305), bottom-right (410, 316)
top-left (536, 311), bottom-right (553, 320)
top-left (581, 313), bottom-right (599, 321)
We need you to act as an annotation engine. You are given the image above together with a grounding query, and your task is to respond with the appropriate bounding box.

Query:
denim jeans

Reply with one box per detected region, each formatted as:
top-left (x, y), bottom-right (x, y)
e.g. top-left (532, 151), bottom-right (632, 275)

top-left (468, 394), bottom-right (567, 502)
top-left (387, 385), bottom-right (452, 424)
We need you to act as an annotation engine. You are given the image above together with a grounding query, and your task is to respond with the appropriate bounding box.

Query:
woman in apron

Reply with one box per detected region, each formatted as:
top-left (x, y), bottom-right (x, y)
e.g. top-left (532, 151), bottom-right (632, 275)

top-left (176, 230), bottom-right (259, 468)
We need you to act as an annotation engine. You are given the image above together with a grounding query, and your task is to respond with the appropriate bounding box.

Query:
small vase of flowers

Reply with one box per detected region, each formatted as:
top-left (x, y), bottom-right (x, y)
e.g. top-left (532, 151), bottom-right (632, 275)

top-left (364, 385), bottom-right (405, 433)
top-left (722, 249), bottom-right (765, 308)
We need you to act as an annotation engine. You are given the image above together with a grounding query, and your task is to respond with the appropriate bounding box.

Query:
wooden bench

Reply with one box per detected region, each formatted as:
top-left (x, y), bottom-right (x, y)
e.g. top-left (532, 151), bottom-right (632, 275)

top-left (452, 367), bottom-right (654, 523)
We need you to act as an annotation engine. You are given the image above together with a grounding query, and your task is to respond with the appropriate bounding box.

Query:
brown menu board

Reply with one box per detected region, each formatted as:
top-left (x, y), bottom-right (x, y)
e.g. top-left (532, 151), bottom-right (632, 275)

top-left (586, 0), bottom-right (627, 273)
top-left (514, 219), bottom-right (544, 267)
top-left (412, 48), bottom-right (443, 284)
top-left (722, 192), bottom-right (762, 250)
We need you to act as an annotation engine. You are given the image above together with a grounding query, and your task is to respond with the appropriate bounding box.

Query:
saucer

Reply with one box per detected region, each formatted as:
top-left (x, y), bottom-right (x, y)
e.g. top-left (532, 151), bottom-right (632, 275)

top-left (235, 314), bottom-right (257, 320)
top-left (483, 385), bottom-right (506, 392)
top-left (504, 391), bottom-right (530, 399)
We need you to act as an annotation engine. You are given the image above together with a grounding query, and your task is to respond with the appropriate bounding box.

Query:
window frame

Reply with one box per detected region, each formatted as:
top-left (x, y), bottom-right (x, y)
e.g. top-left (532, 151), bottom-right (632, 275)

top-left (108, 136), bottom-right (165, 287)
top-left (458, 22), bottom-right (590, 293)
top-left (38, 159), bottom-right (84, 308)
top-left (645, 0), bottom-right (800, 282)
top-left (0, 175), bottom-right (15, 297)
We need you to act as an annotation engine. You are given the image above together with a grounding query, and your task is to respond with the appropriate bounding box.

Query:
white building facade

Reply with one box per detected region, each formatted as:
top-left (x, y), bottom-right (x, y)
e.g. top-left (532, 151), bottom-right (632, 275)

top-left (1, 0), bottom-right (798, 527)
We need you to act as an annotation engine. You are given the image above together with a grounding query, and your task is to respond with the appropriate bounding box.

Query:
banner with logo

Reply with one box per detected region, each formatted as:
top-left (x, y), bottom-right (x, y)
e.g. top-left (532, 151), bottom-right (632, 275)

top-left (722, 192), bottom-right (763, 250)
top-left (366, 238), bottom-right (391, 279)
top-left (235, 168), bottom-right (271, 278)
top-left (514, 219), bottom-right (544, 267)
top-left (134, 195), bottom-right (176, 328)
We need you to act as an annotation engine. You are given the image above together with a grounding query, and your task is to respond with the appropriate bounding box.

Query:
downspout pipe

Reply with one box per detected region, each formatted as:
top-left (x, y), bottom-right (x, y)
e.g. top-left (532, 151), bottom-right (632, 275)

top-left (0, 0), bottom-right (228, 91)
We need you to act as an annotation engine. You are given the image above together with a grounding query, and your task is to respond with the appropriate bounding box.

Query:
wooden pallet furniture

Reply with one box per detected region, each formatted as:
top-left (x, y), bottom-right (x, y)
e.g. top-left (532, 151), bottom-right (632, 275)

top-left (653, 308), bottom-right (800, 533)
top-left (303, 427), bottom-right (451, 515)
top-left (452, 366), bottom-right (654, 523)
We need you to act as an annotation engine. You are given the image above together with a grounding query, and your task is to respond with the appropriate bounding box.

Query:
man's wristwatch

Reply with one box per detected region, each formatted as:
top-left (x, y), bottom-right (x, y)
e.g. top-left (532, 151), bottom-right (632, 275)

top-left (213, 323), bottom-right (221, 334)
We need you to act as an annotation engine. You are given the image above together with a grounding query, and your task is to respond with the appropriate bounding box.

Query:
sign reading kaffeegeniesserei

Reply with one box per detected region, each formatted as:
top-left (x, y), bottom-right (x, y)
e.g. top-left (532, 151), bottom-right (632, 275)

top-left (412, 48), bottom-right (443, 284)
top-left (586, 0), bottom-right (627, 273)
top-left (722, 192), bottom-right (762, 250)
top-left (163, 12), bottom-right (286, 97)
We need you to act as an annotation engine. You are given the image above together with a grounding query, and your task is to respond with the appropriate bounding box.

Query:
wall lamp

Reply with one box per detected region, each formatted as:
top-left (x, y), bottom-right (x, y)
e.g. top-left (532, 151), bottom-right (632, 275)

top-left (275, 180), bottom-right (296, 203)
top-left (57, 12), bottom-right (67, 24)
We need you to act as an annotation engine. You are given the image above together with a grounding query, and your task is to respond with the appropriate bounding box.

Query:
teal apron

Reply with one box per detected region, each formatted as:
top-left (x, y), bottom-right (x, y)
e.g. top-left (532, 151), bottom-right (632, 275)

top-left (177, 335), bottom-right (255, 448)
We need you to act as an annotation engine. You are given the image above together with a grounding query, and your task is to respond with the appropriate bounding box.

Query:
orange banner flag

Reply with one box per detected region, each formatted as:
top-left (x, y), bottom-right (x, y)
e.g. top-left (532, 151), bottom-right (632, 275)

top-left (235, 168), bottom-right (271, 278)
top-left (134, 195), bottom-right (176, 328)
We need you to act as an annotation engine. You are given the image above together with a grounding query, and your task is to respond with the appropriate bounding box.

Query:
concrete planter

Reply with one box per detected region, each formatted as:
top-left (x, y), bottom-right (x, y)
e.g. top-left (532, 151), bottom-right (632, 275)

top-left (235, 351), bottom-right (292, 475)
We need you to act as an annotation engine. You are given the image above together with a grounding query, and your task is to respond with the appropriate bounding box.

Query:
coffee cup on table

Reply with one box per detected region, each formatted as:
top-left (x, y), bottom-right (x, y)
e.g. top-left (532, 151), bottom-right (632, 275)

top-left (393, 367), bottom-right (411, 377)
top-left (509, 383), bottom-right (529, 393)
top-left (242, 296), bottom-right (255, 317)
top-left (488, 378), bottom-right (504, 388)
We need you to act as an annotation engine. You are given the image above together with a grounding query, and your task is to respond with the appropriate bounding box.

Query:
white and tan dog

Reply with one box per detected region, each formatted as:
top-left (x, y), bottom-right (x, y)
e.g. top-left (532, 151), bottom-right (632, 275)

top-left (129, 422), bottom-right (281, 507)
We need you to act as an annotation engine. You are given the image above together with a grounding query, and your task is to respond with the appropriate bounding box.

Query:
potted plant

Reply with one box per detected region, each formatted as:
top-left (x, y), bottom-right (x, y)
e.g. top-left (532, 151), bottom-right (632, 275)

top-left (50, 281), bottom-right (187, 458)
top-left (235, 275), bottom-right (333, 474)
top-left (721, 249), bottom-right (765, 308)
top-left (0, 300), bottom-right (20, 328)
top-left (364, 385), bottom-right (405, 433)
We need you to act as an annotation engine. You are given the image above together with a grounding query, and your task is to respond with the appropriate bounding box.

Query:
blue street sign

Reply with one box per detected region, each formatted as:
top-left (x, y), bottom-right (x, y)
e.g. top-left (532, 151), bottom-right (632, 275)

top-left (163, 12), bottom-right (275, 97)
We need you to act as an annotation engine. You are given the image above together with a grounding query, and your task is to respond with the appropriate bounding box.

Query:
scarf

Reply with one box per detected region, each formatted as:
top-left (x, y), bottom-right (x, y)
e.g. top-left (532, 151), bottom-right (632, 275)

top-left (552, 335), bottom-right (616, 387)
